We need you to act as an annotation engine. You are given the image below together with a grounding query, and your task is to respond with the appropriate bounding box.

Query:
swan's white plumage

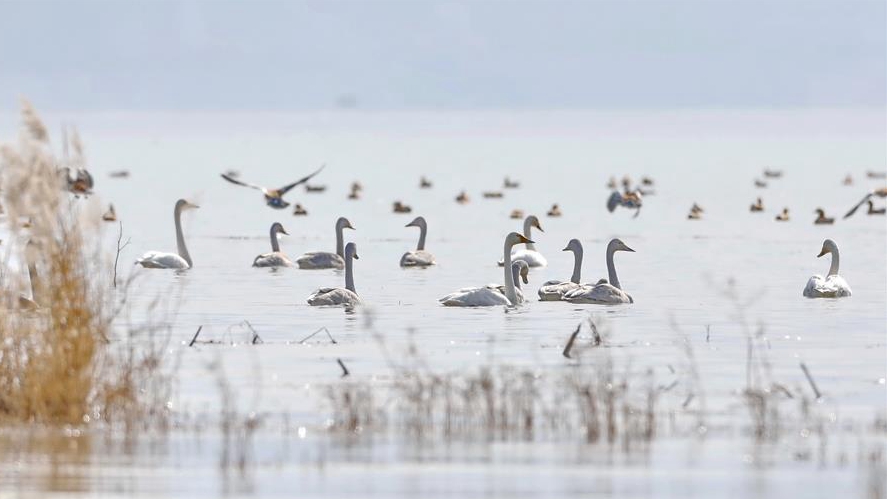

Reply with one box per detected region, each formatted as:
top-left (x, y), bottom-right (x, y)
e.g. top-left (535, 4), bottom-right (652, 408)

top-left (307, 287), bottom-right (361, 306)
top-left (400, 250), bottom-right (435, 267)
top-left (136, 251), bottom-right (190, 269)
top-left (803, 275), bottom-right (851, 298)
top-left (442, 238), bottom-right (530, 307)
top-left (538, 280), bottom-right (581, 301)
top-left (253, 252), bottom-right (293, 268)
top-left (297, 252), bottom-right (344, 270)
top-left (497, 215), bottom-right (546, 267)
top-left (564, 282), bottom-right (633, 304)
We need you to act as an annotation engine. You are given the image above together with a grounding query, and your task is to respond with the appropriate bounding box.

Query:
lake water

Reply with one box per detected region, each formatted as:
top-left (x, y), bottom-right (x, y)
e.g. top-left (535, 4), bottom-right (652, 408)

top-left (1, 109), bottom-right (885, 498)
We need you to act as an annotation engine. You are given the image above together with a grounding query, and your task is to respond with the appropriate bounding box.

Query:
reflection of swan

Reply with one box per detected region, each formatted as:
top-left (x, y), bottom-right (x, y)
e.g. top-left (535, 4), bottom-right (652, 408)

top-left (296, 217), bottom-right (355, 269)
top-left (220, 164), bottom-right (324, 209)
top-left (400, 216), bottom-right (436, 267)
top-left (136, 199), bottom-right (199, 269)
top-left (253, 223), bottom-right (293, 268)
top-left (843, 187), bottom-right (887, 218)
top-left (307, 242), bottom-right (361, 306)
top-left (803, 239), bottom-right (851, 298)
top-left (498, 215), bottom-right (546, 267)
top-left (564, 239), bottom-right (635, 304)
top-left (538, 239), bottom-right (584, 301)
top-left (441, 232), bottom-right (532, 307)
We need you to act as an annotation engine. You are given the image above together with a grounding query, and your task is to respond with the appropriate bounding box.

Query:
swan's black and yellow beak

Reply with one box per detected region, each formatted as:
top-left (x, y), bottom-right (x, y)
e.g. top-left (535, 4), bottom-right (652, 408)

top-left (280, 227), bottom-right (289, 236)
top-left (518, 234), bottom-right (534, 244)
top-left (817, 248), bottom-right (828, 258)
top-left (521, 273), bottom-right (529, 285)
top-left (624, 245), bottom-right (636, 253)
top-left (352, 252), bottom-right (360, 260)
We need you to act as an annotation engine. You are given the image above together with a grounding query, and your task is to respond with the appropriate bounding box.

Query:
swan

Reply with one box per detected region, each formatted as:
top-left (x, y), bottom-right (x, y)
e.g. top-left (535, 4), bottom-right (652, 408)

top-left (498, 215), bottom-right (547, 267)
top-left (489, 260), bottom-right (530, 303)
top-left (564, 239), bottom-right (635, 304)
top-left (296, 217), bottom-right (355, 269)
top-left (813, 208), bottom-right (834, 225)
top-left (440, 232), bottom-right (532, 307)
top-left (136, 199), bottom-right (198, 269)
top-left (307, 242), bottom-right (361, 307)
top-left (220, 164), bottom-right (324, 209)
top-left (803, 239), bottom-right (852, 298)
top-left (252, 222), bottom-right (293, 268)
top-left (538, 239), bottom-right (584, 301)
top-left (400, 216), bottom-right (436, 267)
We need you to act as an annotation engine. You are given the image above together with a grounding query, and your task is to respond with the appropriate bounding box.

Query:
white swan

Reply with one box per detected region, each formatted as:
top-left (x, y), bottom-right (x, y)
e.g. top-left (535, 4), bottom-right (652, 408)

top-left (441, 232), bottom-right (532, 307)
top-left (564, 239), bottom-right (635, 304)
top-left (538, 238), bottom-right (584, 301)
top-left (490, 260), bottom-right (530, 304)
top-left (252, 222), bottom-right (293, 268)
top-left (136, 199), bottom-right (199, 269)
top-left (307, 242), bottom-right (361, 306)
top-left (803, 239), bottom-right (852, 298)
top-left (497, 215), bottom-right (547, 267)
top-left (296, 217), bottom-right (355, 269)
top-left (400, 216), bottom-right (436, 267)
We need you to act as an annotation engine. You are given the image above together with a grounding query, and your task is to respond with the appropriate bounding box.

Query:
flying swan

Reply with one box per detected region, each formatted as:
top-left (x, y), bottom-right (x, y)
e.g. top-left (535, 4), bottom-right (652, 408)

top-left (296, 217), bottom-right (355, 269)
top-left (252, 222), bottom-right (293, 268)
top-left (803, 239), bottom-right (852, 298)
top-left (136, 199), bottom-right (199, 269)
top-left (400, 216), bottom-right (436, 267)
top-left (498, 215), bottom-right (547, 267)
top-left (441, 232), bottom-right (532, 307)
top-left (564, 238), bottom-right (635, 304)
top-left (307, 242), bottom-right (361, 307)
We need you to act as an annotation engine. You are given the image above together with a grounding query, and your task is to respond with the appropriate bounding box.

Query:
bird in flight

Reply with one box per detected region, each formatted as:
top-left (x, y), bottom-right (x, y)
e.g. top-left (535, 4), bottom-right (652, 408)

top-left (843, 187), bottom-right (887, 219)
top-left (221, 165), bottom-right (325, 209)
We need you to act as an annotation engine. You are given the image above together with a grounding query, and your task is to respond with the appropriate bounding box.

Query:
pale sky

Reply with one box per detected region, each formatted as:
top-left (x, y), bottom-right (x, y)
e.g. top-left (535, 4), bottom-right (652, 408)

top-left (0, 0), bottom-right (883, 111)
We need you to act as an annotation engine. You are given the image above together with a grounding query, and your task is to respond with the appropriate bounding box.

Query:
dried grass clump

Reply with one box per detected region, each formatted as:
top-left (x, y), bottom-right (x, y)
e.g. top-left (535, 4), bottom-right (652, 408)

top-left (0, 99), bottom-right (169, 428)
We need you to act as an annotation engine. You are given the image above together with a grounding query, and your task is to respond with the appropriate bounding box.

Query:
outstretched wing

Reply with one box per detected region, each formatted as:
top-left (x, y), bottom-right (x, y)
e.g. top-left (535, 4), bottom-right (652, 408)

top-left (606, 191), bottom-right (622, 212)
top-left (843, 192), bottom-right (873, 219)
top-left (277, 164), bottom-right (326, 196)
top-left (221, 173), bottom-right (266, 192)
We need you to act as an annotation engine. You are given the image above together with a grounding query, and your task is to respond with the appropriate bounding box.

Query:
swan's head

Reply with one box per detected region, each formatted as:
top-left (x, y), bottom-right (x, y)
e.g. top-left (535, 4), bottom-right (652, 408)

top-left (608, 238), bottom-right (635, 253)
top-left (405, 216), bottom-right (426, 228)
top-left (518, 261), bottom-right (529, 284)
top-left (271, 222), bottom-right (288, 236)
top-left (817, 239), bottom-right (837, 258)
top-left (505, 232), bottom-right (533, 247)
top-left (526, 215), bottom-right (543, 232)
top-left (562, 238), bottom-right (582, 253)
top-left (337, 217), bottom-right (356, 231)
top-left (175, 199), bottom-right (199, 211)
top-left (345, 242), bottom-right (359, 260)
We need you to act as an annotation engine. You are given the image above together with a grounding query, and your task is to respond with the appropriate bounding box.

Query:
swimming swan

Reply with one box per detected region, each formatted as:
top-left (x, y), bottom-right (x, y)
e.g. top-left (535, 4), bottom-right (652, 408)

top-left (307, 242), bottom-right (361, 306)
top-left (803, 239), bottom-right (851, 298)
top-left (400, 216), bottom-right (436, 267)
top-left (538, 238), bottom-right (584, 301)
top-left (441, 232), bottom-right (532, 307)
top-left (253, 222), bottom-right (293, 268)
top-left (498, 215), bottom-right (547, 267)
top-left (564, 239), bottom-right (635, 304)
top-left (136, 199), bottom-right (199, 269)
top-left (296, 217), bottom-right (355, 269)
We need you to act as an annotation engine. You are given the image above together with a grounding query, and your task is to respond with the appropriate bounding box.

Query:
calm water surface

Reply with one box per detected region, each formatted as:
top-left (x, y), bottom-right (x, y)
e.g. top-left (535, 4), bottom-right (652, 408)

top-left (1, 109), bottom-right (885, 498)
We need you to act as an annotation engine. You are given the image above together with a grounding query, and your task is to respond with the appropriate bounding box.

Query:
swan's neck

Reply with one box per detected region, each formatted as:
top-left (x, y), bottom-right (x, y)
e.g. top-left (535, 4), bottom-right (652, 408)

top-left (606, 247), bottom-right (621, 290)
top-left (503, 243), bottom-right (518, 305)
top-left (511, 265), bottom-right (522, 290)
top-left (335, 224), bottom-right (345, 257)
top-left (269, 227), bottom-right (281, 253)
top-left (416, 223), bottom-right (427, 251)
top-left (827, 248), bottom-right (840, 277)
top-left (174, 205), bottom-right (192, 267)
top-left (570, 247), bottom-right (583, 284)
top-left (344, 253), bottom-right (356, 293)
top-left (522, 219), bottom-right (536, 251)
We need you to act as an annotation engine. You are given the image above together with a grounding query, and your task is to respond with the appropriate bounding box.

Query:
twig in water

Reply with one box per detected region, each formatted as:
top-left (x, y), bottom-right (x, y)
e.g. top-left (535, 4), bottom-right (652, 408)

top-left (112, 220), bottom-right (131, 289)
top-left (682, 393), bottom-right (695, 409)
top-left (773, 383), bottom-right (794, 399)
top-left (244, 320), bottom-right (262, 344)
top-left (337, 358), bottom-right (350, 377)
top-left (563, 324), bottom-right (581, 359)
top-left (800, 362), bottom-right (822, 400)
top-left (298, 327), bottom-right (337, 345)
top-left (189, 326), bottom-right (203, 347)
top-left (589, 320), bottom-right (602, 346)
top-left (705, 325), bottom-right (710, 343)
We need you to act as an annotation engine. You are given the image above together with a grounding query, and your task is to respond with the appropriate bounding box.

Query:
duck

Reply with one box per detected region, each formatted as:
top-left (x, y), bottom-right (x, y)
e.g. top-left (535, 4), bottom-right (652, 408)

top-left (307, 242), bottom-right (361, 307)
top-left (483, 191), bottom-right (504, 199)
top-left (305, 184), bottom-right (327, 193)
top-left (393, 201), bottom-right (412, 213)
top-left (440, 232), bottom-right (532, 307)
top-left (547, 204), bottom-right (562, 217)
top-left (803, 239), bottom-right (851, 298)
top-left (750, 198), bottom-right (764, 212)
top-left (843, 174), bottom-right (853, 186)
top-left (456, 191), bottom-right (470, 204)
top-left (108, 170), bottom-right (130, 179)
top-left (400, 216), bottom-right (436, 267)
top-left (347, 182), bottom-right (362, 200)
top-left (293, 204), bottom-right (308, 216)
top-left (813, 208), bottom-right (834, 225)
top-left (763, 168), bottom-right (783, 179)
top-left (497, 215), bottom-right (547, 267)
top-left (563, 239), bottom-right (635, 304)
top-left (867, 200), bottom-right (886, 215)
top-left (503, 177), bottom-right (521, 189)
top-left (606, 189), bottom-right (643, 218)
top-left (538, 239), bottom-right (584, 301)
top-left (136, 199), bottom-right (199, 269)
top-left (775, 208), bottom-right (790, 222)
top-left (102, 204), bottom-right (117, 222)
top-left (252, 222), bottom-right (293, 268)
top-left (510, 209), bottom-right (524, 219)
top-left (754, 179), bottom-right (768, 188)
top-left (296, 217), bottom-right (355, 269)
top-left (843, 187), bottom-right (887, 218)
top-left (867, 171), bottom-right (887, 179)
top-left (420, 176), bottom-right (433, 189)
top-left (61, 167), bottom-right (94, 197)
top-left (220, 165), bottom-right (324, 209)
top-left (688, 203), bottom-right (703, 220)
top-left (641, 176), bottom-right (655, 186)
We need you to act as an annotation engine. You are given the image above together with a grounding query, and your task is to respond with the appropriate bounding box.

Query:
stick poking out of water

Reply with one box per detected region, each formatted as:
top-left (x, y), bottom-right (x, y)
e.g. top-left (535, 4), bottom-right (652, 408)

top-left (800, 362), bottom-right (822, 400)
top-left (337, 358), bottom-right (350, 377)
top-left (563, 324), bottom-right (581, 359)
top-left (299, 327), bottom-right (337, 345)
top-left (244, 321), bottom-right (262, 344)
top-left (189, 326), bottom-right (202, 347)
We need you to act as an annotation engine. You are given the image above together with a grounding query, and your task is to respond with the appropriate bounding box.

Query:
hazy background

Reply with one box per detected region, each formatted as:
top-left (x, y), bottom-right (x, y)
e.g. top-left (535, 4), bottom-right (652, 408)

top-left (0, 0), bottom-right (884, 112)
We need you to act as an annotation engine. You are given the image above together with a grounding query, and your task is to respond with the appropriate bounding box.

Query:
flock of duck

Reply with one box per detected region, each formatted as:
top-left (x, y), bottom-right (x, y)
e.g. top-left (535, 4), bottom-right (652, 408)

top-left (126, 167), bottom-right (885, 307)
